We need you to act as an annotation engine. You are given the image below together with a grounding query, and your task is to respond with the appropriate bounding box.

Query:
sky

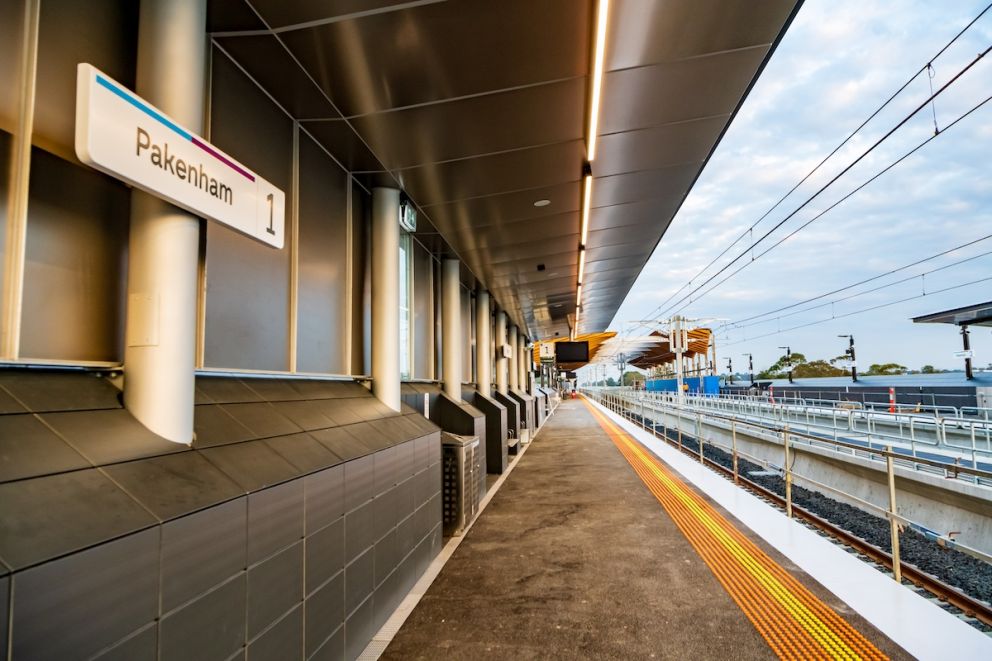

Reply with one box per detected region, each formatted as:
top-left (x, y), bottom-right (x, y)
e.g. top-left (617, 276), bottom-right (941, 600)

top-left (602, 0), bottom-right (992, 377)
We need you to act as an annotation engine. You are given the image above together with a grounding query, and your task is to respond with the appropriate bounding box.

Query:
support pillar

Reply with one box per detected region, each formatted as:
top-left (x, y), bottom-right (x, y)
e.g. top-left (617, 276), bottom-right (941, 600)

top-left (518, 333), bottom-right (530, 393)
top-left (476, 288), bottom-right (491, 397)
top-left (495, 310), bottom-right (508, 395)
top-left (124, 0), bottom-right (206, 443)
top-left (441, 258), bottom-right (462, 400)
top-left (508, 324), bottom-right (519, 391)
top-left (371, 187), bottom-right (401, 410)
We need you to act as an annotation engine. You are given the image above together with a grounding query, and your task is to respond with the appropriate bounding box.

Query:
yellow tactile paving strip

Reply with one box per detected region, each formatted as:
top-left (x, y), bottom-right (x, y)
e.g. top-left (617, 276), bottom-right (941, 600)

top-left (582, 398), bottom-right (888, 661)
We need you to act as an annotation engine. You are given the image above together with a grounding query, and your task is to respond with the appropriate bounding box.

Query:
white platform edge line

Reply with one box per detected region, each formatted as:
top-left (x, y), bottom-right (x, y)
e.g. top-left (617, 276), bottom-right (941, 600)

top-left (357, 409), bottom-right (553, 660)
top-left (588, 397), bottom-right (992, 661)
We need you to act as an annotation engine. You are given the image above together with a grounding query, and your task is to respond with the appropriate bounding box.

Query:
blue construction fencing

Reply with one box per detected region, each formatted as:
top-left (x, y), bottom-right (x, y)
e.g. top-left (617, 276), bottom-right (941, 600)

top-left (645, 375), bottom-right (721, 395)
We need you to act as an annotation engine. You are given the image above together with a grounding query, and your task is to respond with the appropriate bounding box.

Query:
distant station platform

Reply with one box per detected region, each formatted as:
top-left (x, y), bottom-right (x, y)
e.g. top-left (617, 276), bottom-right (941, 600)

top-left (374, 399), bottom-right (991, 660)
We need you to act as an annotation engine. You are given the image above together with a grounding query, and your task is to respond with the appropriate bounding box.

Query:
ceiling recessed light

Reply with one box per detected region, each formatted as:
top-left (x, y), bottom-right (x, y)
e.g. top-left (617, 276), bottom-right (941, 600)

top-left (533, 199), bottom-right (551, 207)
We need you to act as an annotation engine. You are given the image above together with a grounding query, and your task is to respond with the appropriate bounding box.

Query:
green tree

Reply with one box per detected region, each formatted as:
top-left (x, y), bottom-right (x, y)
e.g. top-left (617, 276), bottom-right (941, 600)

top-left (792, 360), bottom-right (847, 378)
top-left (757, 352), bottom-right (808, 379)
top-left (605, 377), bottom-right (618, 387)
top-left (920, 365), bottom-right (936, 374)
top-left (622, 370), bottom-right (645, 386)
top-left (865, 363), bottom-right (907, 376)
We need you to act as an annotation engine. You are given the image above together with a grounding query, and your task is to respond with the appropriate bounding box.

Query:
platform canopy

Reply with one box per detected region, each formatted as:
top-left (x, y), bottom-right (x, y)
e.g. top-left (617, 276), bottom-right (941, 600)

top-left (209, 0), bottom-right (801, 339)
top-left (627, 329), bottom-right (712, 370)
top-left (533, 331), bottom-right (617, 370)
top-left (912, 301), bottom-right (992, 327)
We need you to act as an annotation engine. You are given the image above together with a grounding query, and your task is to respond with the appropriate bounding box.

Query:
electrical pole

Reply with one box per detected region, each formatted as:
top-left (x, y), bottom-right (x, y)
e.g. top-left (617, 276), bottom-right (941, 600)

top-left (779, 346), bottom-right (793, 384)
top-left (726, 357), bottom-right (733, 385)
top-left (962, 325), bottom-right (974, 380)
top-left (743, 353), bottom-right (754, 387)
top-left (838, 335), bottom-right (857, 382)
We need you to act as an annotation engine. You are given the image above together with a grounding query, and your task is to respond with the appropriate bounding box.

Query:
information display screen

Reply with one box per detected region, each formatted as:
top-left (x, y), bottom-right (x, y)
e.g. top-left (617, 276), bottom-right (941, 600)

top-left (554, 341), bottom-right (589, 363)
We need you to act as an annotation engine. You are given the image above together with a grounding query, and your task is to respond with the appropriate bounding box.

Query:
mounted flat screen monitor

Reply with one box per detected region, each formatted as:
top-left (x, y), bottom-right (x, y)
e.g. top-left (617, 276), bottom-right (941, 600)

top-left (555, 341), bottom-right (589, 363)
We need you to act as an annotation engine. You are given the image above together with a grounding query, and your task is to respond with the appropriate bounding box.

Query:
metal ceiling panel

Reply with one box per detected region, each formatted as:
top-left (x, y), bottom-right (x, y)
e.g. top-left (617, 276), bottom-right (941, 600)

top-left (348, 78), bottom-right (585, 170)
top-left (208, 0), bottom-right (266, 33)
top-left (584, 256), bottom-right (645, 274)
top-left (593, 115), bottom-right (727, 177)
top-left (300, 120), bottom-right (386, 172)
top-left (276, 0), bottom-right (591, 117)
top-left (599, 46), bottom-right (769, 134)
top-left (213, 35), bottom-right (342, 119)
top-left (586, 242), bottom-right (652, 263)
top-left (423, 182), bottom-right (581, 230)
top-left (588, 198), bottom-right (680, 232)
top-left (607, 0), bottom-right (797, 69)
top-left (249, 0), bottom-right (423, 29)
top-left (398, 140), bottom-right (585, 206)
top-left (587, 223), bottom-right (668, 249)
top-left (591, 165), bottom-right (697, 209)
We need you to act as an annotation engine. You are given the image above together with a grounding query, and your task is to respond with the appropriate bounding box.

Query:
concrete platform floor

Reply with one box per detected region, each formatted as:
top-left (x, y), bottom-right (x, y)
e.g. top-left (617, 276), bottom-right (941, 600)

top-left (382, 399), bottom-right (910, 660)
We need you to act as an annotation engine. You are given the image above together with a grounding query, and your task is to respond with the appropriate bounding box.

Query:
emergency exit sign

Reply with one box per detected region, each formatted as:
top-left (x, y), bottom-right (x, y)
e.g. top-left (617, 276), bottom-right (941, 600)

top-left (75, 63), bottom-right (285, 248)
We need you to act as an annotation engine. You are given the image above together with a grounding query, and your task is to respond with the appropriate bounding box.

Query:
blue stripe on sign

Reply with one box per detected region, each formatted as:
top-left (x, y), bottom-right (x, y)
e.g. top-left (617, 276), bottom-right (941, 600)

top-left (96, 75), bottom-right (193, 141)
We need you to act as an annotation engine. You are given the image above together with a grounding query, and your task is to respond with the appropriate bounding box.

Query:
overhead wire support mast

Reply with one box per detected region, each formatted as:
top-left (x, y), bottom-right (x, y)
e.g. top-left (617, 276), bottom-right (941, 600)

top-left (662, 48), bottom-right (992, 320)
top-left (637, 2), bottom-right (992, 325)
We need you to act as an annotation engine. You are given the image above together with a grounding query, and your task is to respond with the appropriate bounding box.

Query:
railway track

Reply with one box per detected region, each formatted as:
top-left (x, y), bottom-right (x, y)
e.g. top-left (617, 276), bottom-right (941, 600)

top-left (614, 406), bottom-right (992, 632)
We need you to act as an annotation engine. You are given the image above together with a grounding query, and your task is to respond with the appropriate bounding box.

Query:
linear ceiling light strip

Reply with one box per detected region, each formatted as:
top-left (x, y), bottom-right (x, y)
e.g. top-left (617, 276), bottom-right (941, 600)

top-left (577, 0), bottom-right (609, 336)
top-left (587, 0), bottom-right (609, 162)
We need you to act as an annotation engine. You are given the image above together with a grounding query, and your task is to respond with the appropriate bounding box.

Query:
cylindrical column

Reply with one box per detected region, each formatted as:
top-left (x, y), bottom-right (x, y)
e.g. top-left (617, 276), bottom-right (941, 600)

top-left (495, 310), bottom-right (507, 394)
top-left (124, 0), bottom-right (207, 443)
top-left (508, 324), bottom-right (519, 391)
top-left (476, 288), bottom-right (491, 397)
top-left (371, 187), bottom-right (401, 411)
top-left (441, 258), bottom-right (462, 400)
top-left (519, 333), bottom-right (530, 393)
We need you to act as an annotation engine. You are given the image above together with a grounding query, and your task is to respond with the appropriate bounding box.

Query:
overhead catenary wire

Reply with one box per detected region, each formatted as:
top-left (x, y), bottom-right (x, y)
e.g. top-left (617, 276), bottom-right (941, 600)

top-left (636, 3), bottom-right (992, 326)
top-left (723, 232), bottom-right (992, 328)
top-left (669, 88), bottom-right (992, 319)
top-left (720, 274), bottom-right (992, 348)
top-left (723, 245), bottom-right (992, 333)
top-left (655, 43), bottom-right (992, 321)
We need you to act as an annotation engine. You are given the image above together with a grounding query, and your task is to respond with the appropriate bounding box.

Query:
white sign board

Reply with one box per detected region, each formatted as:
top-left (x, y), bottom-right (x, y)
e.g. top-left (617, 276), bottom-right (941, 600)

top-left (75, 63), bottom-right (285, 248)
top-left (954, 350), bottom-right (974, 359)
top-left (539, 343), bottom-right (555, 362)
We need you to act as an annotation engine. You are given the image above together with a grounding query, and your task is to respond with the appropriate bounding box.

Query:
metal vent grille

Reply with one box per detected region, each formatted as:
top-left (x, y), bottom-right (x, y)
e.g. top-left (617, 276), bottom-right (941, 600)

top-left (441, 433), bottom-right (482, 537)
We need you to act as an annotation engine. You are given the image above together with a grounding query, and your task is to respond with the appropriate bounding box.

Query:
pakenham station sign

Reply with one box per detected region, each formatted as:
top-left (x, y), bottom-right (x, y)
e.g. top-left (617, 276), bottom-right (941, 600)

top-left (75, 63), bottom-right (285, 249)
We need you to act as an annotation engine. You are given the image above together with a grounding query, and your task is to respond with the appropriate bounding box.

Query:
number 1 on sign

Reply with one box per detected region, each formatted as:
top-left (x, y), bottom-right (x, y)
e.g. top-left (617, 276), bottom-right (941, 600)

top-left (265, 193), bottom-right (275, 235)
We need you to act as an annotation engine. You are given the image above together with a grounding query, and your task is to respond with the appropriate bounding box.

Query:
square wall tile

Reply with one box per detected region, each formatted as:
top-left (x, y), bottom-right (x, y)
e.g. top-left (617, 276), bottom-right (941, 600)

top-left (162, 498), bottom-right (247, 613)
top-left (12, 528), bottom-right (158, 660)
top-left (304, 572), bottom-right (343, 657)
top-left (248, 480), bottom-right (304, 564)
top-left (305, 517), bottom-right (344, 595)
top-left (247, 542), bottom-right (303, 638)
top-left (304, 464), bottom-right (343, 533)
top-left (247, 604), bottom-right (302, 661)
top-left (160, 575), bottom-right (246, 661)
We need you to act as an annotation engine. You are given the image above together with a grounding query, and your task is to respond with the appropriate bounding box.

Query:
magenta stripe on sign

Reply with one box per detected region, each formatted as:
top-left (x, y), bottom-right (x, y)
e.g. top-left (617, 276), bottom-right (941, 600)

top-left (191, 137), bottom-right (256, 182)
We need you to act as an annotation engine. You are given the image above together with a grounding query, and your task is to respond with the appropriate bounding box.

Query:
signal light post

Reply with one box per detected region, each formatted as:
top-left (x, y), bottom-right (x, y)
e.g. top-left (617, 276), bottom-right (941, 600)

top-left (839, 335), bottom-right (858, 382)
top-left (742, 353), bottom-right (754, 387)
top-left (778, 346), bottom-right (793, 383)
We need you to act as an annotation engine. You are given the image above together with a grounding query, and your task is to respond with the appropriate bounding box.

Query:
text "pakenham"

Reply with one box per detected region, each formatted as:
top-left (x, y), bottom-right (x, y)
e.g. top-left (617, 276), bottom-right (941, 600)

top-left (136, 127), bottom-right (233, 205)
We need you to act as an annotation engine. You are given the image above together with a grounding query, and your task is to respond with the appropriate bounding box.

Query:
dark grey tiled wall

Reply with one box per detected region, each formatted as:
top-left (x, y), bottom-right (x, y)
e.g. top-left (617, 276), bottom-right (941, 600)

top-left (0, 371), bottom-right (443, 661)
